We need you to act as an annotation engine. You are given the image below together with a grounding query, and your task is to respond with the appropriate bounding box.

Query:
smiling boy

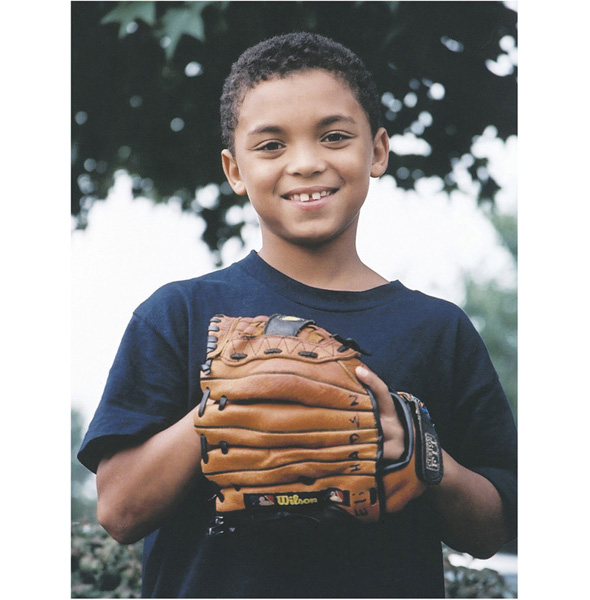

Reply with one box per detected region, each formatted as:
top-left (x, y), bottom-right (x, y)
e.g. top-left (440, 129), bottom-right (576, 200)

top-left (79, 33), bottom-right (517, 598)
top-left (221, 67), bottom-right (389, 288)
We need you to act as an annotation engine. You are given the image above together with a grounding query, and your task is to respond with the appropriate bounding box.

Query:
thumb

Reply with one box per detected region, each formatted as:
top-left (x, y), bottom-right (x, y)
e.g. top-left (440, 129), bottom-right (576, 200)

top-left (355, 365), bottom-right (396, 420)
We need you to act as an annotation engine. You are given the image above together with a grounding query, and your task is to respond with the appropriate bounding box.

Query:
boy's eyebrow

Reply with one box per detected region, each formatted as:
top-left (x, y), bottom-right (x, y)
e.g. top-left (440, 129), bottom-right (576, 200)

top-left (247, 124), bottom-right (284, 137)
top-left (317, 114), bottom-right (358, 128)
top-left (246, 114), bottom-right (358, 137)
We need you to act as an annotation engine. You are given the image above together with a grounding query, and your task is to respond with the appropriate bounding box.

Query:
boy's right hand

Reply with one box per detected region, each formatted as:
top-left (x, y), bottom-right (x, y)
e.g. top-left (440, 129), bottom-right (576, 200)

top-left (354, 365), bottom-right (406, 461)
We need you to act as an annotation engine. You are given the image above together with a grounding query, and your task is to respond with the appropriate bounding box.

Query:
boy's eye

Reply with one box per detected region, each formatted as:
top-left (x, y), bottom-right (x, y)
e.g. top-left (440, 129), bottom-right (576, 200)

top-left (255, 141), bottom-right (284, 152)
top-left (322, 132), bottom-right (352, 143)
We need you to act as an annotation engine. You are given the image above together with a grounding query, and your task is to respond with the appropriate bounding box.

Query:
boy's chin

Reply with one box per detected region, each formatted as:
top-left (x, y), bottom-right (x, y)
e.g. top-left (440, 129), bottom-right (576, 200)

top-left (283, 229), bottom-right (352, 250)
top-left (260, 216), bottom-right (359, 251)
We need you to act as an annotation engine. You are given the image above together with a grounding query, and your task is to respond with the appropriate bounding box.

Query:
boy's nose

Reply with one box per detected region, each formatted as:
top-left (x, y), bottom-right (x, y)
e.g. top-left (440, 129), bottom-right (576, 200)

top-left (286, 145), bottom-right (327, 177)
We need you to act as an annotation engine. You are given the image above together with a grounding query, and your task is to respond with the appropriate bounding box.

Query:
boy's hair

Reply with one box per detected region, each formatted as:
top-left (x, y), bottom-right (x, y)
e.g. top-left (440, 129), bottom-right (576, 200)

top-left (220, 32), bottom-right (382, 154)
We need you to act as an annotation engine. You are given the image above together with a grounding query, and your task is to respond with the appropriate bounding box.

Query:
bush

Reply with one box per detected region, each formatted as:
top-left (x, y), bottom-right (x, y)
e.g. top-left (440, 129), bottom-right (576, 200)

top-left (71, 522), bottom-right (142, 599)
top-left (442, 546), bottom-right (516, 598)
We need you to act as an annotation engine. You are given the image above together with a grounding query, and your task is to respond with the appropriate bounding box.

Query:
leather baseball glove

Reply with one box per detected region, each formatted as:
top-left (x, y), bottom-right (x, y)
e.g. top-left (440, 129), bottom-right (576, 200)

top-left (194, 314), bottom-right (442, 532)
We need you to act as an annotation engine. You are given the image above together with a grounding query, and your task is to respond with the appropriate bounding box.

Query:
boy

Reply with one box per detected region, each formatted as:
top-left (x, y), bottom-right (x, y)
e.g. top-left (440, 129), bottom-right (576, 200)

top-left (78, 33), bottom-right (517, 598)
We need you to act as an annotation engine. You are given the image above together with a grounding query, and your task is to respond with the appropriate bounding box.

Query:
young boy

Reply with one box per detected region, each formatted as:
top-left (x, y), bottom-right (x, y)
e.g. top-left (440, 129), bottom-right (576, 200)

top-left (78, 32), bottom-right (517, 598)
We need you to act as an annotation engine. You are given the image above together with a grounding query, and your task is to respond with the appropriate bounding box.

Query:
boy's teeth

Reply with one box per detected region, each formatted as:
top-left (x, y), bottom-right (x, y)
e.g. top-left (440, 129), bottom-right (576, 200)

top-left (291, 190), bottom-right (331, 202)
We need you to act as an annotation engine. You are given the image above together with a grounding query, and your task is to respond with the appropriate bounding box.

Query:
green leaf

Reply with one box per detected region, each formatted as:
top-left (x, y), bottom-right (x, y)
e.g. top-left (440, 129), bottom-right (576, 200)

top-left (100, 1), bottom-right (156, 38)
top-left (159, 3), bottom-right (212, 59)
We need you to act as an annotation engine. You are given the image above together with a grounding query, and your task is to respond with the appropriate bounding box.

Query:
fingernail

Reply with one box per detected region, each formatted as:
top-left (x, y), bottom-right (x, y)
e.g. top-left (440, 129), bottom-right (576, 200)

top-left (356, 366), bottom-right (369, 377)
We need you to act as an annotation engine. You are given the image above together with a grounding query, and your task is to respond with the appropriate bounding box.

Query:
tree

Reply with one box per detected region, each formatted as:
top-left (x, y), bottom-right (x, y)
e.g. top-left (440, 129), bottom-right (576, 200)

top-left (462, 212), bottom-right (517, 418)
top-left (72, 1), bottom-right (517, 262)
top-left (72, 408), bottom-right (97, 522)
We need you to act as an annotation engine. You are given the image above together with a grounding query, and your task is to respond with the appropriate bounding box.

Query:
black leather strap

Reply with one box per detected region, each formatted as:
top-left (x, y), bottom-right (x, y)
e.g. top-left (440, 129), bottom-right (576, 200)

top-left (406, 395), bottom-right (443, 484)
top-left (263, 314), bottom-right (315, 336)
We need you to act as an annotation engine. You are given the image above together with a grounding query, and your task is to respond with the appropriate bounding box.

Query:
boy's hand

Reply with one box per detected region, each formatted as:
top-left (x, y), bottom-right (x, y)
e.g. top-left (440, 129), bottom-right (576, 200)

top-left (354, 366), bottom-right (406, 461)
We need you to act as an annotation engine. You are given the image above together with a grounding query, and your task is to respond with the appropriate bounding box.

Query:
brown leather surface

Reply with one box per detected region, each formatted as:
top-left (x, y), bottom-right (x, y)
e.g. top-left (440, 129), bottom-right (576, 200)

top-left (195, 315), bottom-right (429, 524)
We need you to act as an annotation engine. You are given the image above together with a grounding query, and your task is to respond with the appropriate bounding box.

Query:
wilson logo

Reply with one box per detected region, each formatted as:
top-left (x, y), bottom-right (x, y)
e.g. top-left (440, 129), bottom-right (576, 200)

top-left (276, 494), bottom-right (319, 506)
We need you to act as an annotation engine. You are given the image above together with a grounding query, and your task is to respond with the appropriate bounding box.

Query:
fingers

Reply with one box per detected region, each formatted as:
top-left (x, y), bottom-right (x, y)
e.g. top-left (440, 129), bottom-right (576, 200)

top-left (355, 366), bottom-right (406, 461)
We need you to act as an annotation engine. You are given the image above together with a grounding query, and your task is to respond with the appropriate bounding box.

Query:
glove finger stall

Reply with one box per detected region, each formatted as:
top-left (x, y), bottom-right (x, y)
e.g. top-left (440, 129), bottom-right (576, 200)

top-left (209, 458), bottom-right (377, 489)
top-left (202, 368), bottom-right (372, 411)
top-left (202, 443), bottom-right (379, 474)
top-left (197, 427), bottom-right (380, 450)
top-left (195, 400), bottom-right (378, 433)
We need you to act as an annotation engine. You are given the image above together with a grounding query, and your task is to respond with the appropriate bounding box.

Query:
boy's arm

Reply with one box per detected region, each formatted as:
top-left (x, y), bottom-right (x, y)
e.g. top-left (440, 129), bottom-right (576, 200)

top-left (96, 406), bottom-right (202, 545)
top-left (424, 450), bottom-right (510, 559)
top-left (356, 367), bottom-right (511, 560)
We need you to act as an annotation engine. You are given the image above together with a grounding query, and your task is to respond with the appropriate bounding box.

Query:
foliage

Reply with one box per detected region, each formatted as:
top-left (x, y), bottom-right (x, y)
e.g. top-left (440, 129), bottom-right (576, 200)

top-left (72, 1), bottom-right (517, 261)
top-left (442, 546), bottom-right (515, 598)
top-left (490, 212), bottom-right (517, 261)
top-left (463, 278), bottom-right (517, 416)
top-left (72, 408), bottom-right (98, 522)
top-left (462, 213), bottom-right (517, 417)
top-left (71, 522), bottom-right (143, 598)
top-left (70, 523), bottom-right (514, 598)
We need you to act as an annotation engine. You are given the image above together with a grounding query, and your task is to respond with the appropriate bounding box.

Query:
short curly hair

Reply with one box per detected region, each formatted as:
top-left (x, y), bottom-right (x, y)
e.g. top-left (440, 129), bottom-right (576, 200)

top-left (220, 32), bottom-right (382, 154)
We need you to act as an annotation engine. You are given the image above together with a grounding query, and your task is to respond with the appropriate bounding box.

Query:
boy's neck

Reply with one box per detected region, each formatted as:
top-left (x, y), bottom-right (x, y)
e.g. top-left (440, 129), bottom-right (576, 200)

top-left (257, 236), bottom-right (388, 292)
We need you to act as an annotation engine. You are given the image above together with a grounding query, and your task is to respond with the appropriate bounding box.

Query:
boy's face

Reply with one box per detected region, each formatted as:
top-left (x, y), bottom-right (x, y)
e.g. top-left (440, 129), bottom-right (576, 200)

top-left (222, 69), bottom-right (389, 249)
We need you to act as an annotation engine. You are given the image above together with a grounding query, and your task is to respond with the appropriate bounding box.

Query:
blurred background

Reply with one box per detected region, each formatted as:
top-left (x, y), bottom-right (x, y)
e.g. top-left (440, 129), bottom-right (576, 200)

top-left (71, 2), bottom-right (518, 597)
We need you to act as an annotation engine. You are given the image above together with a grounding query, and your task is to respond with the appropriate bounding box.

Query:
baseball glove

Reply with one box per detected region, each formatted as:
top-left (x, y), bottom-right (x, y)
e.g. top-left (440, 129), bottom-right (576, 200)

top-left (194, 314), bottom-right (442, 532)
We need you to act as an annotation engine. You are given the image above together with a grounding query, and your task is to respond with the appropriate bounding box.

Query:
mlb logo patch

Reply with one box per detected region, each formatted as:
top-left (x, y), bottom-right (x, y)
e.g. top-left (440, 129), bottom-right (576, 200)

top-left (244, 493), bottom-right (276, 508)
top-left (327, 488), bottom-right (350, 506)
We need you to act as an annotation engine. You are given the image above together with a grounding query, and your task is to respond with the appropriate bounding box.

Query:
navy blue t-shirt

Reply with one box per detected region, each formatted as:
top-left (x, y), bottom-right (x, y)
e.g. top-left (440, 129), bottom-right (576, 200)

top-left (78, 251), bottom-right (517, 598)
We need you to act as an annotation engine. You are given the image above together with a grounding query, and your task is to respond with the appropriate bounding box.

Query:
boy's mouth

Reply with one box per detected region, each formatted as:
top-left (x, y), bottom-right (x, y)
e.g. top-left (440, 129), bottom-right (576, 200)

top-left (282, 188), bottom-right (337, 202)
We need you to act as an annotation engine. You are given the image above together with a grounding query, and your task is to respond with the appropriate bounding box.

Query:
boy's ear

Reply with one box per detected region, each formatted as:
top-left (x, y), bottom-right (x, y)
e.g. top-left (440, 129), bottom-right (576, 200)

top-left (370, 127), bottom-right (390, 178)
top-left (221, 149), bottom-right (247, 195)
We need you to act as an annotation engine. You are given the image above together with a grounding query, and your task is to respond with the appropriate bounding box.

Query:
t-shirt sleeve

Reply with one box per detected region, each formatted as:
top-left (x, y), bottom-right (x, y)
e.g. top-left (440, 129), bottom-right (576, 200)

top-left (77, 297), bottom-right (190, 474)
top-left (445, 310), bottom-right (517, 537)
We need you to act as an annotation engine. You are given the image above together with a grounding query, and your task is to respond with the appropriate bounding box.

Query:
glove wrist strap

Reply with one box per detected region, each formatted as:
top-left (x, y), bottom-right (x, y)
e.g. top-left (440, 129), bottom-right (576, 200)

top-left (387, 392), bottom-right (443, 485)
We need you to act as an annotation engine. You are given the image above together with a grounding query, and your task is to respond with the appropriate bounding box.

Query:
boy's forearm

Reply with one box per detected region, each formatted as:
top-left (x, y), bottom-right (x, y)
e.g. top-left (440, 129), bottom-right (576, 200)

top-left (425, 450), bottom-right (511, 559)
top-left (96, 407), bottom-right (202, 544)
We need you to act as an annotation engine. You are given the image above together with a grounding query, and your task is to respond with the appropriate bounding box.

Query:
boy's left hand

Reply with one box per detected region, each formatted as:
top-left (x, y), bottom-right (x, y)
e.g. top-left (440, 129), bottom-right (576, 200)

top-left (355, 366), bottom-right (406, 461)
